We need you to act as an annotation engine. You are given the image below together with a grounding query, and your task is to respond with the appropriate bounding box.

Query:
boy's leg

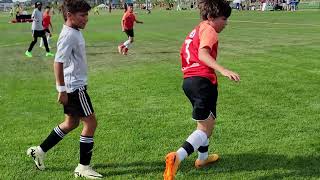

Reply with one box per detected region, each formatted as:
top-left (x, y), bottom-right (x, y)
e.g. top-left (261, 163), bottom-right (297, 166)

top-left (122, 37), bottom-right (133, 55)
top-left (46, 33), bottom-right (51, 48)
top-left (41, 34), bottom-right (50, 53)
top-left (40, 37), bottom-right (43, 47)
top-left (72, 88), bottom-right (102, 179)
top-left (27, 115), bottom-right (79, 170)
top-left (124, 36), bottom-right (134, 48)
top-left (26, 31), bottom-right (38, 57)
top-left (80, 114), bottom-right (97, 166)
top-left (122, 30), bottom-right (134, 55)
top-left (164, 128), bottom-right (208, 180)
top-left (195, 116), bottom-right (219, 168)
top-left (74, 113), bottom-right (102, 179)
top-left (164, 77), bottom-right (218, 179)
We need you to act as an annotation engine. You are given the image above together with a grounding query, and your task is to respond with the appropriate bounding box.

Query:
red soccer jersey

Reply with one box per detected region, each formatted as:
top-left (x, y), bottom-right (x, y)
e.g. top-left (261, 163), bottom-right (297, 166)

top-left (42, 13), bottom-right (51, 29)
top-left (180, 21), bottom-right (219, 84)
top-left (122, 11), bottom-right (136, 30)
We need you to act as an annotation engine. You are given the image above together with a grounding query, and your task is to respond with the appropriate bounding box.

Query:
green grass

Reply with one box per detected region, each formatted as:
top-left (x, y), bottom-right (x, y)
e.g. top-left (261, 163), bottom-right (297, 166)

top-left (0, 9), bottom-right (320, 180)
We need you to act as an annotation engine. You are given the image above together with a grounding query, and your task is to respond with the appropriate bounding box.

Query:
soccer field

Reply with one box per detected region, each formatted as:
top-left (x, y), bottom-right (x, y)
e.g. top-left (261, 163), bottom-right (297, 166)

top-left (0, 9), bottom-right (319, 179)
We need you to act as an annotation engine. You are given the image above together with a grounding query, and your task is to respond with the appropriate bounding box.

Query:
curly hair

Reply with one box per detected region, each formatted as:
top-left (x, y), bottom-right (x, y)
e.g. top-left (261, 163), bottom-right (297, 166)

top-left (198, 0), bottom-right (231, 20)
top-left (61, 0), bottom-right (91, 21)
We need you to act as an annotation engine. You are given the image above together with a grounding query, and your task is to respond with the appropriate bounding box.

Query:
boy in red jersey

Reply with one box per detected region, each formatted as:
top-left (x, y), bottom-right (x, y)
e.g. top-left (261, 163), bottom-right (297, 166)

top-left (163, 0), bottom-right (240, 179)
top-left (118, 3), bottom-right (143, 55)
top-left (40, 6), bottom-right (53, 48)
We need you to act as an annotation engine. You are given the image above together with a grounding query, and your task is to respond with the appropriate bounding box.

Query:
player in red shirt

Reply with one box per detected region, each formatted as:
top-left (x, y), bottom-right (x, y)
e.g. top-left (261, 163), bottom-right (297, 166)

top-left (163, 0), bottom-right (240, 179)
top-left (118, 3), bottom-right (143, 55)
top-left (40, 6), bottom-right (53, 48)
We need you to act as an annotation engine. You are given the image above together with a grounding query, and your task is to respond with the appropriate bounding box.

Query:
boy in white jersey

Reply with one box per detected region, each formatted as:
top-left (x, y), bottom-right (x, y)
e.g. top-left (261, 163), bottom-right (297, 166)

top-left (27, 0), bottom-right (103, 178)
top-left (25, 1), bottom-right (54, 58)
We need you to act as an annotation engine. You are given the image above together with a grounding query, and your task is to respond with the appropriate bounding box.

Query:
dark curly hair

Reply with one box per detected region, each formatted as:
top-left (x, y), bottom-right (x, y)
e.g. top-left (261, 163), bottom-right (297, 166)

top-left (198, 0), bottom-right (231, 20)
top-left (61, 0), bottom-right (91, 21)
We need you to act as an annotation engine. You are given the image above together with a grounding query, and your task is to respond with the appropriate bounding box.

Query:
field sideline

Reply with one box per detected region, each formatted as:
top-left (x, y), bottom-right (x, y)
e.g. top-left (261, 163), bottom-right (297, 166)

top-left (0, 9), bottom-right (319, 180)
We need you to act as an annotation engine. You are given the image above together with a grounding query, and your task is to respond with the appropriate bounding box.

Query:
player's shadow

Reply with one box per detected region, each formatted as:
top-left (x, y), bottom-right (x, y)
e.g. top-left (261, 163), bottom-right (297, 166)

top-left (143, 51), bottom-right (178, 54)
top-left (87, 51), bottom-right (119, 56)
top-left (94, 160), bottom-right (164, 176)
top-left (181, 153), bottom-right (320, 179)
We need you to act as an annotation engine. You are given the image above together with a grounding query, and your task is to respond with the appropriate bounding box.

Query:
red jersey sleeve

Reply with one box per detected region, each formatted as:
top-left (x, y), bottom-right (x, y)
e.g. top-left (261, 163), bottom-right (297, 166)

top-left (199, 23), bottom-right (218, 51)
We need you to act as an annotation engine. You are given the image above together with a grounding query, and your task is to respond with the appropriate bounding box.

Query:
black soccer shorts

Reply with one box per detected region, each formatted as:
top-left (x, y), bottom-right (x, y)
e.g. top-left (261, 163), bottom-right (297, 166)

top-left (183, 76), bottom-right (218, 121)
top-left (63, 86), bottom-right (94, 117)
top-left (124, 29), bottom-right (134, 37)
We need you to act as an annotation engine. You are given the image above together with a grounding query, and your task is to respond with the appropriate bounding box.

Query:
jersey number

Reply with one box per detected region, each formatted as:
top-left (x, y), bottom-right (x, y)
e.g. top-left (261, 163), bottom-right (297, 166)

top-left (185, 39), bottom-right (192, 65)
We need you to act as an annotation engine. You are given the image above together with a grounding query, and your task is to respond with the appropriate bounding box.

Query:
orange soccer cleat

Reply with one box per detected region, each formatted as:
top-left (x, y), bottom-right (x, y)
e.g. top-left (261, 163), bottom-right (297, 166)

top-left (163, 152), bottom-right (180, 180)
top-left (194, 154), bottom-right (219, 169)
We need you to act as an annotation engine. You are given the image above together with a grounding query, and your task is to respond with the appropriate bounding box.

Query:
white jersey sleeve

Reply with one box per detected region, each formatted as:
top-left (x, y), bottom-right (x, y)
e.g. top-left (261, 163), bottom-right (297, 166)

top-left (55, 34), bottom-right (74, 63)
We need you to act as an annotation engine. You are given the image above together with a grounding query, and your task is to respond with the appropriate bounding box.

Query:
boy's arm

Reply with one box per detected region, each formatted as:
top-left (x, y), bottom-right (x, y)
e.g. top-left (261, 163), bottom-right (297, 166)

top-left (54, 62), bottom-right (68, 105)
top-left (121, 19), bottom-right (125, 31)
top-left (135, 19), bottom-right (143, 24)
top-left (134, 14), bottom-right (143, 24)
top-left (198, 48), bottom-right (240, 82)
top-left (50, 22), bottom-right (53, 34)
top-left (31, 10), bottom-right (36, 21)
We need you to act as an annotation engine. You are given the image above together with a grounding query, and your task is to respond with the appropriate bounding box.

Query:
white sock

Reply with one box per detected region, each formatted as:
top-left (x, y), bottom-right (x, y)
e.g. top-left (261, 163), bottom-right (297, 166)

top-left (176, 148), bottom-right (188, 162)
top-left (40, 39), bottom-right (43, 47)
top-left (197, 138), bottom-right (209, 160)
top-left (123, 40), bottom-right (131, 49)
top-left (176, 130), bottom-right (207, 161)
top-left (47, 36), bottom-right (50, 47)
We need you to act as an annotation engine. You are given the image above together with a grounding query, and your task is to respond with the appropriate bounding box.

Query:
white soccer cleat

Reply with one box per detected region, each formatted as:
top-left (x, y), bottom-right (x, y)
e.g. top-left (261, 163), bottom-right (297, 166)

top-left (27, 146), bottom-right (46, 170)
top-left (74, 164), bottom-right (103, 179)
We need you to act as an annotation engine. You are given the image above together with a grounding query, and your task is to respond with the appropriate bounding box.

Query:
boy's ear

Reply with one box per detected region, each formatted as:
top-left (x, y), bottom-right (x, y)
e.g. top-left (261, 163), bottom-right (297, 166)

top-left (207, 15), bottom-right (214, 21)
top-left (66, 12), bottom-right (72, 18)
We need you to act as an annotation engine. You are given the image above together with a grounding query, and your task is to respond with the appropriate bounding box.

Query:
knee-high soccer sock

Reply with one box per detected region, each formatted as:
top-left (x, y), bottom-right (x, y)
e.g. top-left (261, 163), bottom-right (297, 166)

top-left (123, 40), bottom-right (131, 49)
top-left (40, 35), bottom-right (50, 47)
top-left (47, 35), bottom-right (50, 47)
top-left (40, 126), bottom-right (67, 152)
top-left (198, 138), bottom-right (209, 160)
top-left (80, 136), bottom-right (94, 165)
top-left (40, 38), bottom-right (43, 47)
top-left (176, 130), bottom-right (207, 161)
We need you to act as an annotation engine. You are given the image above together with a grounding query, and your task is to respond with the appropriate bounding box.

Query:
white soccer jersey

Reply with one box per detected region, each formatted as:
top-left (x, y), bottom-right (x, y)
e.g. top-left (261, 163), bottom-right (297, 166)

top-left (31, 9), bottom-right (43, 31)
top-left (55, 25), bottom-right (88, 93)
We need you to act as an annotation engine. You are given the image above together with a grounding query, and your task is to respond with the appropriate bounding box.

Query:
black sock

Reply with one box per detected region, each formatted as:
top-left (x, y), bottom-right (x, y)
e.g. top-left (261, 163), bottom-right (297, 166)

top-left (80, 136), bottom-right (94, 165)
top-left (40, 126), bottom-right (66, 152)
top-left (182, 141), bottom-right (194, 156)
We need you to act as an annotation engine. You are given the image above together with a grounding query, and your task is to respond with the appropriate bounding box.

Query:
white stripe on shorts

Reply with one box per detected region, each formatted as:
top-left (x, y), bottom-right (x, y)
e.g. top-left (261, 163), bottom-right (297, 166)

top-left (78, 91), bottom-right (92, 116)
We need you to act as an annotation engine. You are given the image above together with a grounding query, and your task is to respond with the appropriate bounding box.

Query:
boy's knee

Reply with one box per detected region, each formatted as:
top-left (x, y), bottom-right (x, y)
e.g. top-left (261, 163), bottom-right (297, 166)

top-left (83, 115), bottom-right (98, 129)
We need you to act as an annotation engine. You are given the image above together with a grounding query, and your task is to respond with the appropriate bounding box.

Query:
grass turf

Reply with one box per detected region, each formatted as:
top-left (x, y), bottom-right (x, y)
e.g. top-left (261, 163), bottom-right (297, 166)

top-left (0, 9), bottom-right (319, 179)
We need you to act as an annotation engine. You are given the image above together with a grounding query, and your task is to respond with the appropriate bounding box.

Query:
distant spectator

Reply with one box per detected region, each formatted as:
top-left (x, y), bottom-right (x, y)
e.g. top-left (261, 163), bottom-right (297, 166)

top-left (261, 0), bottom-right (267, 11)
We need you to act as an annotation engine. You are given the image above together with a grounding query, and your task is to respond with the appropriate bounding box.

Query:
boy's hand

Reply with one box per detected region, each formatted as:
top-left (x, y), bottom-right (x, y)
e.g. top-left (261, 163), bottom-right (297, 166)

top-left (221, 69), bottom-right (240, 82)
top-left (57, 92), bottom-right (68, 105)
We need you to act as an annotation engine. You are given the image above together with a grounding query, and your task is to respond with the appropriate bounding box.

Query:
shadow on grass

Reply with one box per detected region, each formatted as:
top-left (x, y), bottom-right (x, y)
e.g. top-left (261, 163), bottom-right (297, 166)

top-left (143, 51), bottom-right (178, 54)
top-left (94, 161), bottom-right (164, 176)
top-left (181, 153), bottom-right (320, 179)
top-left (87, 51), bottom-right (119, 56)
top-left (87, 50), bottom-right (178, 56)
top-left (47, 153), bottom-right (319, 179)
